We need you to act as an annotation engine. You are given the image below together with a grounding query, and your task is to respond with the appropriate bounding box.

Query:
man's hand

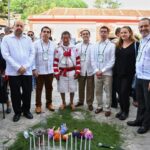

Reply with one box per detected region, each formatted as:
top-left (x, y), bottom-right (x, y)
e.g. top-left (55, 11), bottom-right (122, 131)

top-left (74, 74), bottom-right (80, 79)
top-left (18, 66), bottom-right (26, 75)
top-left (96, 71), bottom-right (103, 79)
top-left (32, 70), bottom-right (38, 77)
top-left (148, 82), bottom-right (150, 91)
top-left (55, 74), bottom-right (60, 80)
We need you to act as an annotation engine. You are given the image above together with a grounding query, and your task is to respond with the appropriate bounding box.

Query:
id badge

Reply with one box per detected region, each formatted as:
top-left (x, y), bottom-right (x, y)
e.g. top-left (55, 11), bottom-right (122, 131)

top-left (98, 54), bottom-right (104, 62)
top-left (42, 51), bottom-right (48, 61)
top-left (136, 52), bottom-right (142, 62)
top-left (81, 54), bottom-right (86, 61)
top-left (61, 57), bottom-right (66, 65)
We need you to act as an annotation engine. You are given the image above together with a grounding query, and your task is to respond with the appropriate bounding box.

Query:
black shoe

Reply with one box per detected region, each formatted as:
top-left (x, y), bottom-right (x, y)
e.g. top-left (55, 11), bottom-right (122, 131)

top-left (75, 102), bottom-right (84, 107)
top-left (23, 112), bottom-right (33, 119)
top-left (88, 105), bottom-right (93, 111)
top-left (137, 126), bottom-right (149, 134)
top-left (6, 107), bottom-right (11, 114)
top-left (13, 114), bottom-right (21, 122)
top-left (115, 111), bottom-right (122, 118)
top-left (119, 113), bottom-right (128, 120)
top-left (127, 120), bottom-right (142, 127)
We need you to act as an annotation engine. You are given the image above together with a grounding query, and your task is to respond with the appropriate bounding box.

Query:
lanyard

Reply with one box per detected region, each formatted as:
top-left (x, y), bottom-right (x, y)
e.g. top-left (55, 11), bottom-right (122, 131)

top-left (81, 43), bottom-right (89, 55)
top-left (138, 38), bottom-right (150, 53)
top-left (98, 41), bottom-right (109, 55)
top-left (61, 45), bottom-right (68, 52)
top-left (61, 46), bottom-right (75, 66)
top-left (137, 38), bottom-right (150, 61)
top-left (40, 40), bottom-right (50, 52)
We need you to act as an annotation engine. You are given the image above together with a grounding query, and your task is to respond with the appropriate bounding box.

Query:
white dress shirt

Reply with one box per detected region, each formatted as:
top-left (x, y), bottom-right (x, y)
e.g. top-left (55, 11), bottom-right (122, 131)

top-left (1, 33), bottom-right (35, 76)
top-left (34, 39), bottom-right (56, 75)
top-left (76, 42), bottom-right (94, 76)
top-left (136, 34), bottom-right (150, 80)
top-left (91, 39), bottom-right (115, 76)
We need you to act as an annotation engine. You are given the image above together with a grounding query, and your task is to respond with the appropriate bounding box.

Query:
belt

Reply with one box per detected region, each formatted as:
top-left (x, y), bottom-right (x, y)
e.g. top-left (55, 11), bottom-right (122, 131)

top-left (59, 67), bottom-right (75, 76)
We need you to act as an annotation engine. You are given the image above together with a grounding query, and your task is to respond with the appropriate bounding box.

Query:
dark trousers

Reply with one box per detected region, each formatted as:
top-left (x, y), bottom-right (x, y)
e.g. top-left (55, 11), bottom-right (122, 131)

top-left (116, 76), bottom-right (133, 114)
top-left (9, 75), bottom-right (32, 114)
top-left (130, 76), bottom-right (137, 101)
top-left (36, 74), bottom-right (53, 107)
top-left (136, 79), bottom-right (150, 128)
top-left (111, 75), bottom-right (118, 108)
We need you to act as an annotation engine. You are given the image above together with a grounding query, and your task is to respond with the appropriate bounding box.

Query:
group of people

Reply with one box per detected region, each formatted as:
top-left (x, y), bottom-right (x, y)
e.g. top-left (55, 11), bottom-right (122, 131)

top-left (0, 18), bottom-right (150, 134)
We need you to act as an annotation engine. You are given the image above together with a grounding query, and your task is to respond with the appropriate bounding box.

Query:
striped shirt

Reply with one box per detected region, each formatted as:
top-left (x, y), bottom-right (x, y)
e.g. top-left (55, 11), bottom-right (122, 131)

top-left (53, 43), bottom-right (80, 77)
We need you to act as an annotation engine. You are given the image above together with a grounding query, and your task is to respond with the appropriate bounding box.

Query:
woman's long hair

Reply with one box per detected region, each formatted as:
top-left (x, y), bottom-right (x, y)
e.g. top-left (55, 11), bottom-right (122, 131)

top-left (116, 26), bottom-right (136, 49)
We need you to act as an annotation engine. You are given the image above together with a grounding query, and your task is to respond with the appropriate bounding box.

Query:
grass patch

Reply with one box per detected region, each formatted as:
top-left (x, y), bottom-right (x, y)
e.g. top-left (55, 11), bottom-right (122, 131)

top-left (9, 108), bottom-right (122, 150)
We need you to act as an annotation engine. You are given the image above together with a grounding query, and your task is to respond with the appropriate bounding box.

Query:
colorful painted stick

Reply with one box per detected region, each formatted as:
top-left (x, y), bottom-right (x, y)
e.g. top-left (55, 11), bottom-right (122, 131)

top-left (84, 138), bottom-right (87, 150)
top-left (80, 136), bottom-right (83, 150)
top-left (47, 134), bottom-right (50, 150)
top-left (38, 137), bottom-right (41, 150)
top-left (60, 123), bottom-right (68, 134)
top-left (71, 133), bottom-right (73, 150)
top-left (75, 136), bottom-right (77, 150)
top-left (48, 127), bottom-right (55, 139)
top-left (54, 128), bottom-right (61, 142)
top-left (59, 134), bottom-right (62, 150)
top-left (33, 135), bottom-right (36, 150)
top-left (89, 139), bottom-right (91, 150)
top-left (53, 136), bottom-right (55, 150)
top-left (84, 129), bottom-right (93, 150)
top-left (30, 137), bottom-right (32, 150)
top-left (42, 134), bottom-right (45, 150)
top-left (66, 136), bottom-right (68, 150)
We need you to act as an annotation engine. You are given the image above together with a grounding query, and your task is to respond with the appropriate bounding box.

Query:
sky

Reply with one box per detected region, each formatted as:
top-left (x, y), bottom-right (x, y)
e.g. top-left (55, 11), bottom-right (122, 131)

top-left (119, 0), bottom-right (150, 10)
top-left (85, 0), bottom-right (150, 10)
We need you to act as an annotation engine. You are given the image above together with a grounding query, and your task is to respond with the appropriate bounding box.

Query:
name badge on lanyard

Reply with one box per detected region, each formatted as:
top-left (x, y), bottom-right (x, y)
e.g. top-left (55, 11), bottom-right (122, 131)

top-left (98, 41), bottom-right (109, 62)
top-left (41, 40), bottom-right (50, 61)
top-left (81, 53), bottom-right (86, 61)
top-left (98, 54), bottom-right (104, 62)
top-left (136, 38), bottom-right (150, 62)
top-left (42, 51), bottom-right (49, 61)
top-left (80, 43), bottom-right (89, 62)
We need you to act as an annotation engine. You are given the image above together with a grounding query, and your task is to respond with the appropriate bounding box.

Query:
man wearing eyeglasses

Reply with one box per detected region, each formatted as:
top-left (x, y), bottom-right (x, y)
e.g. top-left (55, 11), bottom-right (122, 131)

top-left (27, 31), bottom-right (35, 42)
top-left (33, 26), bottom-right (56, 114)
top-left (1, 20), bottom-right (35, 122)
top-left (75, 29), bottom-right (94, 111)
top-left (91, 26), bottom-right (115, 117)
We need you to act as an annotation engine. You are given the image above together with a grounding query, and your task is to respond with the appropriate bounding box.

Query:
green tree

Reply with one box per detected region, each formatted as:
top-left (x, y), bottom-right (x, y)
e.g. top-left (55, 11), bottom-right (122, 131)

top-left (94, 0), bottom-right (121, 8)
top-left (11, 0), bottom-right (88, 19)
top-left (0, 0), bottom-right (8, 18)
